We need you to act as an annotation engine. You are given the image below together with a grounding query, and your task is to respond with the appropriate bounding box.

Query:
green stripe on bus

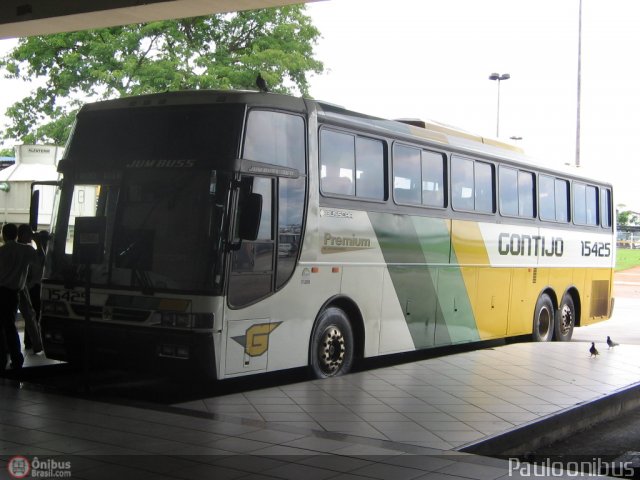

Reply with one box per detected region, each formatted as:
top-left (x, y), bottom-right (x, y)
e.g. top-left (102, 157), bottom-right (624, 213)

top-left (412, 216), bottom-right (479, 344)
top-left (369, 213), bottom-right (480, 347)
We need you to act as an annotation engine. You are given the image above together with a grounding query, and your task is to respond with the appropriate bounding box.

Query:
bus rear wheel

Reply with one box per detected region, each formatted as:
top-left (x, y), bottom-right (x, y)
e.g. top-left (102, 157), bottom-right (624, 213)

top-left (532, 293), bottom-right (554, 342)
top-left (554, 294), bottom-right (575, 341)
top-left (310, 307), bottom-right (354, 379)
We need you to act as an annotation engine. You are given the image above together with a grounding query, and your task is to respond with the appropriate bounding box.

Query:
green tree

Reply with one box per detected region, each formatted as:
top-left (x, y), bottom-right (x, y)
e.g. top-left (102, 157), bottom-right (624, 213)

top-left (618, 210), bottom-right (630, 226)
top-left (0, 6), bottom-right (323, 145)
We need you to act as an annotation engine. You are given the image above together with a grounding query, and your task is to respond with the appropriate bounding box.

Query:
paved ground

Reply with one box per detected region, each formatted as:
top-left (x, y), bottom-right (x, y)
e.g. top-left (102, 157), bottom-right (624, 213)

top-left (531, 266), bottom-right (640, 466)
top-left (168, 268), bottom-right (640, 451)
top-left (0, 268), bottom-right (637, 479)
top-left (170, 334), bottom-right (640, 451)
top-left (573, 266), bottom-right (640, 347)
top-left (611, 266), bottom-right (640, 300)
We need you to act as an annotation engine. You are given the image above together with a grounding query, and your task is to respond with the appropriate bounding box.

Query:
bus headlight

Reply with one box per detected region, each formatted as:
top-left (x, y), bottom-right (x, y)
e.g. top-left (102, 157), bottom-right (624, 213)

top-left (44, 331), bottom-right (65, 344)
top-left (42, 301), bottom-right (69, 316)
top-left (156, 312), bottom-right (214, 329)
top-left (161, 312), bottom-right (191, 328)
top-left (158, 344), bottom-right (190, 359)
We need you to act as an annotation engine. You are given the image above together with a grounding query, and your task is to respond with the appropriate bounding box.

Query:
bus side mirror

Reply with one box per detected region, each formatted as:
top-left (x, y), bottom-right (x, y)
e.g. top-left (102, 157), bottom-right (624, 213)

top-left (29, 190), bottom-right (40, 231)
top-left (238, 192), bottom-right (262, 241)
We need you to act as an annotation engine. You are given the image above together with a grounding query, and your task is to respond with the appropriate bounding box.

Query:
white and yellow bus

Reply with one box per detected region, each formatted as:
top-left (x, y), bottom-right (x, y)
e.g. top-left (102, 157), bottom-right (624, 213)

top-left (33, 90), bottom-right (615, 379)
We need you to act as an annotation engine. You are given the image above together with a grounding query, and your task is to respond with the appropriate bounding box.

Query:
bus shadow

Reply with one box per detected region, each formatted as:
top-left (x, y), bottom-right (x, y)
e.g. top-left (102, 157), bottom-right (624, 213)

top-left (4, 337), bottom-right (524, 406)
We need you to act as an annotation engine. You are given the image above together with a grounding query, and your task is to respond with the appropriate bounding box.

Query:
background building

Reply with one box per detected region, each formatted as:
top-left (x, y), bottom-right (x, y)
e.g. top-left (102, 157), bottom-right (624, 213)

top-left (0, 144), bottom-right (62, 228)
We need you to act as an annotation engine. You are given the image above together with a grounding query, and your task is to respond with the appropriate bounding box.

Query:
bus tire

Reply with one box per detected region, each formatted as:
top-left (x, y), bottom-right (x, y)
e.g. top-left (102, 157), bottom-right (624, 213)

top-left (532, 293), bottom-right (554, 342)
top-left (554, 293), bottom-right (575, 341)
top-left (309, 307), bottom-right (354, 379)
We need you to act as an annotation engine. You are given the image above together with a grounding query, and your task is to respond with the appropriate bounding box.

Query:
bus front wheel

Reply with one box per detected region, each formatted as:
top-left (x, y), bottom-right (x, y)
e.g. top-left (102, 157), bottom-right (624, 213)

top-left (532, 293), bottom-right (554, 342)
top-left (554, 294), bottom-right (575, 341)
top-left (309, 307), bottom-right (354, 379)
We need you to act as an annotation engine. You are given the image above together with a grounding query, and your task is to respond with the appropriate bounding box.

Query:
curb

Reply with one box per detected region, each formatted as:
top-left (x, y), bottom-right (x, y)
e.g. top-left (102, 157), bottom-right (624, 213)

top-left (458, 381), bottom-right (640, 456)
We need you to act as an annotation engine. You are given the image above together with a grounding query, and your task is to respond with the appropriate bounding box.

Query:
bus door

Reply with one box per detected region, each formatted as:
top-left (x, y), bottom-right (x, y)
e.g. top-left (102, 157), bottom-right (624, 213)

top-left (223, 176), bottom-right (276, 375)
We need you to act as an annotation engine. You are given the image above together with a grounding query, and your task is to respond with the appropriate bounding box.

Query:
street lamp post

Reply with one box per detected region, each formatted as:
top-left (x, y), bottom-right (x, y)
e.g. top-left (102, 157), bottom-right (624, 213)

top-left (575, 0), bottom-right (582, 167)
top-left (489, 72), bottom-right (510, 138)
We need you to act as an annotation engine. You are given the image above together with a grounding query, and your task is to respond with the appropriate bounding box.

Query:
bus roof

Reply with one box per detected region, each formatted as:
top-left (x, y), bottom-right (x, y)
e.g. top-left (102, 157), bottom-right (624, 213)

top-left (76, 90), bottom-right (612, 188)
top-left (310, 98), bottom-right (612, 188)
top-left (315, 101), bottom-right (522, 152)
top-left (78, 89), bottom-right (308, 114)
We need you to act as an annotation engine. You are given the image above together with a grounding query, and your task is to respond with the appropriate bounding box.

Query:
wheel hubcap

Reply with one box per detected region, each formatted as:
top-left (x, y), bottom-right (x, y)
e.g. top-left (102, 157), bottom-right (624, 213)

top-left (319, 326), bottom-right (345, 375)
top-left (538, 306), bottom-right (551, 338)
top-left (559, 304), bottom-right (573, 335)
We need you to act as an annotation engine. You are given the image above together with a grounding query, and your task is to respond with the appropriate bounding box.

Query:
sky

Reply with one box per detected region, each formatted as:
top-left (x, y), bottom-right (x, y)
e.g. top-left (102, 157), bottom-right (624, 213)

top-left (1, 0), bottom-right (639, 209)
top-left (306, 0), bottom-right (640, 210)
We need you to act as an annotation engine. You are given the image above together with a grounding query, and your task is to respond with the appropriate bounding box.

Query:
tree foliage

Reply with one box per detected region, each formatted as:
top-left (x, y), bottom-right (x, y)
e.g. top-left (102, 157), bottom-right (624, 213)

top-left (618, 210), bottom-right (630, 226)
top-left (617, 210), bottom-right (640, 226)
top-left (0, 6), bottom-right (323, 144)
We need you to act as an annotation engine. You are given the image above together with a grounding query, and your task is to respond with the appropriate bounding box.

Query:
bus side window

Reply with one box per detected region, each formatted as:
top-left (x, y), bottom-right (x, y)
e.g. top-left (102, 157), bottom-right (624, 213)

top-left (276, 176), bottom-right (305, 289)
top-left (555, 179), bottom-right (569, 223)
top-left (586, 185), bottom-right (598, 226)
top-left (451, 156), bottom-right (474, 211)
top-left (325, 171), bottom-right (353, 196)
top-left (500, 167), bottom-right (535, 218)
top-left (499, 166), bottom-right (518, 216)
top-left (393, 144), bottom-right (421, 204)
top-left (320, 129), bottom-right (355, 197)
top-left (574, 182), bottom-right (599, 226)
top-left (422, 151), bottom-right (445, 208)
top-left (244, 110), bottom-right (305, 171)
top-left (539, 174), bottom-right (555, 221)
top-left (601, 188), bottom-right (612, 228)
top-left (518, 171), bottom-right (535, 218)
top-left (475, 161), bottom-right (495, 213)
top-left (573, 182), bottom-right (586, 224)
top-left (355, 137), bottom-right (385, 200)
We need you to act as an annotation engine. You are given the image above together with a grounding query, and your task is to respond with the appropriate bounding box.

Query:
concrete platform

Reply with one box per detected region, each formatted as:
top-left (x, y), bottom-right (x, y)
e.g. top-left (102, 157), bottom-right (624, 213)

top-left (172, 329), bottom-right (640, 451)
top-left (2, 272), bottom-right (639, 479)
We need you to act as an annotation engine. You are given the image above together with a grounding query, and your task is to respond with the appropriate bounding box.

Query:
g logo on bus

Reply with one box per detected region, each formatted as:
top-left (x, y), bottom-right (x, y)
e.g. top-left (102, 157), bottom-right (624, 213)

top-left (232, 322), bottom-right (282, 357)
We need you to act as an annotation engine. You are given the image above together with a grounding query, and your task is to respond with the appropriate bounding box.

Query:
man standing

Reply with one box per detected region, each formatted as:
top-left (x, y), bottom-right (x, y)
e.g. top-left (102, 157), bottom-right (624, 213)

top-left (0, 223), bottom-right (40, 370)
top-left (17, 224), bottom-right (44, 353)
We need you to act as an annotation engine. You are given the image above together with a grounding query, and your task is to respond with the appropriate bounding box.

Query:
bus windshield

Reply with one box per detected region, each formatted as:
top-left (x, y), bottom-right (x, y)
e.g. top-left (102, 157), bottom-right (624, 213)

top-left (52, 168), bottom-right (227, 294)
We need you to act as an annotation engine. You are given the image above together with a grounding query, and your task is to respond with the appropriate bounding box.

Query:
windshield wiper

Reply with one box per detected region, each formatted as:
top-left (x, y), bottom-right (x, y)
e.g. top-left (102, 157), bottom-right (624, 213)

top-left (132, 269), bottom-right (154, 295)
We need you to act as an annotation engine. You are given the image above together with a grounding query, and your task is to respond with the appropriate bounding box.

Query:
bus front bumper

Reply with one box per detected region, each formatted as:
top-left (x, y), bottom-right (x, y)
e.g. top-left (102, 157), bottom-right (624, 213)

top-left (41, 316), bottom-right (217, 379)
